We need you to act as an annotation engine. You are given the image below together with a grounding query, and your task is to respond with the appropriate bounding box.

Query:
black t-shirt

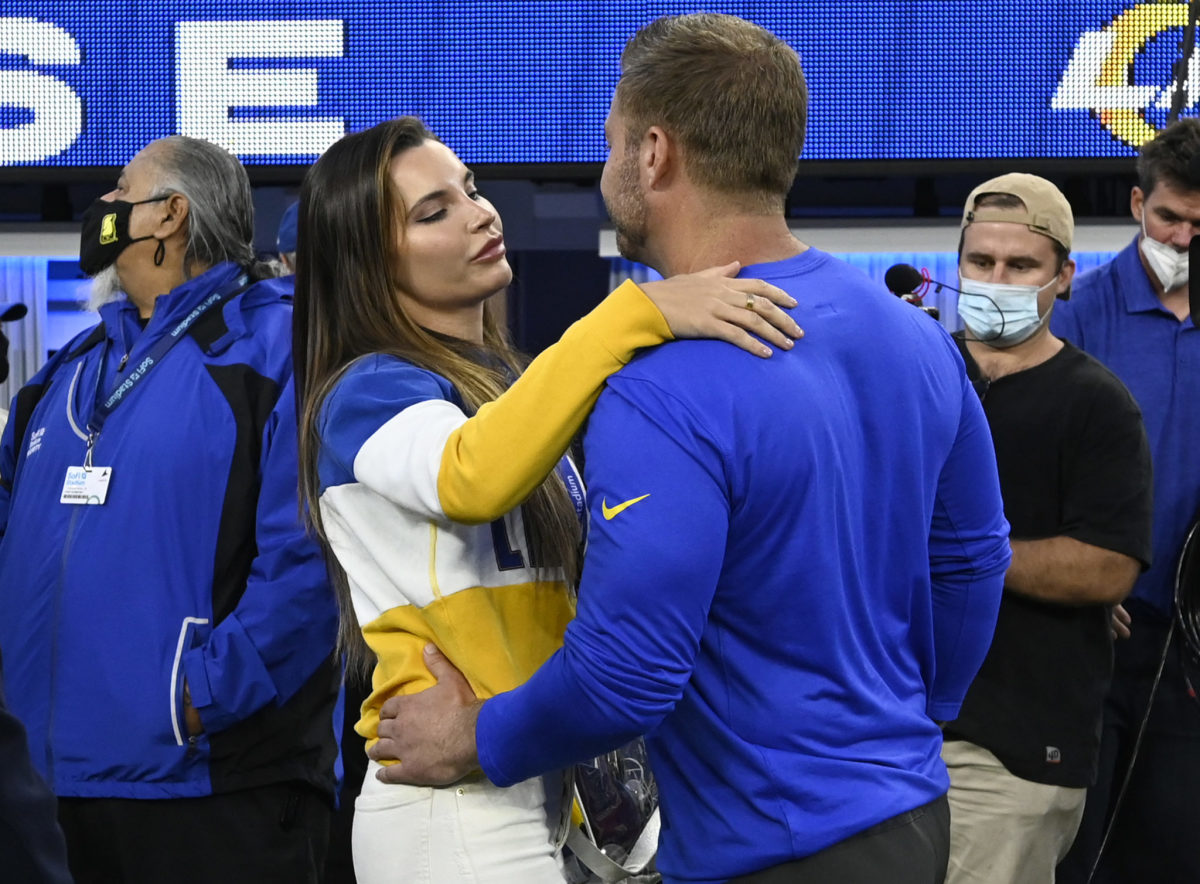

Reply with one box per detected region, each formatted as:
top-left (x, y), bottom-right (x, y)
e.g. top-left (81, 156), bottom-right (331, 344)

top-left (944, 336), bottom-right (1153, 787)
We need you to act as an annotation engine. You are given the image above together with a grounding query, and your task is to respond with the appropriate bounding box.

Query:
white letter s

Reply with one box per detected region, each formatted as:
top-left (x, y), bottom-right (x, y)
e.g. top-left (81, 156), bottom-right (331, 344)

top-left (0, 17), bottom-right (83, 164)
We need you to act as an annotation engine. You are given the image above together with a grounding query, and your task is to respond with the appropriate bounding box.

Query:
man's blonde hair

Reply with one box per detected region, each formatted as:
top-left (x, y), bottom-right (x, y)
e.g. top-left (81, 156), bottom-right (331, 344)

top-left (616, 14), bottom-right (807, 210)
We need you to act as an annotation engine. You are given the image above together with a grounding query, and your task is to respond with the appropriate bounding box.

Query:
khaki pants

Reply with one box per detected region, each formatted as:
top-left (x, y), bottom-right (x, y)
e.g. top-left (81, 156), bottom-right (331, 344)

top-left (942, 740), bottom-right (1086, 884)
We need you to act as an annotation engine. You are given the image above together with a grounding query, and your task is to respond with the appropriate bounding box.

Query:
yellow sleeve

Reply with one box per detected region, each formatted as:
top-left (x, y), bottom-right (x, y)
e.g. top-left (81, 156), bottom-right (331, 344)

top-left (438, 279), bottom-right (672, 523)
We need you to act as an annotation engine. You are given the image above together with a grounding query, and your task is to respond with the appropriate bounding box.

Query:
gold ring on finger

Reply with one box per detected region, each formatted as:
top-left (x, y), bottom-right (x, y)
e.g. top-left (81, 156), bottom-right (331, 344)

top-left (745, 294), bottom-right (756, 311)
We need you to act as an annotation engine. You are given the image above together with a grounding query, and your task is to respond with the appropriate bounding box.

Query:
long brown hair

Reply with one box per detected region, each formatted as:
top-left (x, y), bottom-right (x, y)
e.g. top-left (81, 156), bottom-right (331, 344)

top-left (294, 117), bottom-right (581, 675)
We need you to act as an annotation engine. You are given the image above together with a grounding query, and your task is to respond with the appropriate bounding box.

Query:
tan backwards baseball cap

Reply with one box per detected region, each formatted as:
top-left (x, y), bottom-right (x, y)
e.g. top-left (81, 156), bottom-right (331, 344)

top-left (960, 173), bottom-right (1074, 252)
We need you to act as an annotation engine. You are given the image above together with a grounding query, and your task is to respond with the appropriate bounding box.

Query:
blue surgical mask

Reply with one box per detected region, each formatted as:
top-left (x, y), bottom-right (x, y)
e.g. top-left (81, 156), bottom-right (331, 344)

top-left (956, 276), bottom-right (1057, 348)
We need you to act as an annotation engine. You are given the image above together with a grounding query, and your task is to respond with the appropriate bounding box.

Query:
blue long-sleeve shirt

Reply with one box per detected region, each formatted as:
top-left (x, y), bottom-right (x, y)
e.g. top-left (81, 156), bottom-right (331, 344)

top-left (477, 249), bottom-right (1010, 883)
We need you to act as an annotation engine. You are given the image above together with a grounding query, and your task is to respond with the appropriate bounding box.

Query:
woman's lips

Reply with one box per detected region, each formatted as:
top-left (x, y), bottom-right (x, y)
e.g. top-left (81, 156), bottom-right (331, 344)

top-left (473, 236), bottom-right (506, 262)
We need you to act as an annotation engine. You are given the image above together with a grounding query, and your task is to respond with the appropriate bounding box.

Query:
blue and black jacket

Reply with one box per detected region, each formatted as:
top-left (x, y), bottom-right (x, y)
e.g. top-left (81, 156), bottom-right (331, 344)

top-left (0, 262), bottom-right (339, 800)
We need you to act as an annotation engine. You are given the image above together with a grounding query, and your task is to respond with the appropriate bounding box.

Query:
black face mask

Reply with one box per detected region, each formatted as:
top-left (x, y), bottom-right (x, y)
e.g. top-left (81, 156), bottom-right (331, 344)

top-left (78, 195), bottom-right (169, 276)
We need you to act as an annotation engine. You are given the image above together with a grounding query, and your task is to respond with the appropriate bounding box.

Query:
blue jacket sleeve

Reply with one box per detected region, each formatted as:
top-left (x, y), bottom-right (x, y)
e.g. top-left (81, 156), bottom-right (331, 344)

top-left (181, 377), bottom-right (337, 733)
top-left (926, 374), bottom-right (1010, 721)
top-left (477, 379), bottom-right (727, 786)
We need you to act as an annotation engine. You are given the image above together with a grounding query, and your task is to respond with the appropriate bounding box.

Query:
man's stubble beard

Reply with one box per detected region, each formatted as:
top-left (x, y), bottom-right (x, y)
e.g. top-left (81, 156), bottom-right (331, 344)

top-left (606, 154), bottom-right (650, 265)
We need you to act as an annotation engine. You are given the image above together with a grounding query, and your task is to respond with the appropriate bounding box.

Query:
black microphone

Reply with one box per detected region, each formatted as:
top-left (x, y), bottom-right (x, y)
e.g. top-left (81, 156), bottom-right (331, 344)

top-left (885, 263), bottom-right (964, 297)
top-left (885, 263), bottom-right (926, 297)
top-left (884, 263), bottom-right (960, 320)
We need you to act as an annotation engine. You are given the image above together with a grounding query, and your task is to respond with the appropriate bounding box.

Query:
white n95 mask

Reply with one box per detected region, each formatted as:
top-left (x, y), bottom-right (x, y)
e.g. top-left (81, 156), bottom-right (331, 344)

top-left (1139, 217), bottom-right (1189, 292)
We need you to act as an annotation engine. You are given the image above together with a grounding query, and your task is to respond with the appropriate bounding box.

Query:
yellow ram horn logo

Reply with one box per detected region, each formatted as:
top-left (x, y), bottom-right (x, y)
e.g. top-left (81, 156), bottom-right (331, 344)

top-left (1054, 3), bottom-right (1196, 148)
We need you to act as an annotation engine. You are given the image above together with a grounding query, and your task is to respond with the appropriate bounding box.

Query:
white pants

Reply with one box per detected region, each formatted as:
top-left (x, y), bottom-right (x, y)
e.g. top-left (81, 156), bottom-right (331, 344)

top-left (943, 740), bottom-right (1087, 884)
top-left (352, 761), bottom-right (570, 884)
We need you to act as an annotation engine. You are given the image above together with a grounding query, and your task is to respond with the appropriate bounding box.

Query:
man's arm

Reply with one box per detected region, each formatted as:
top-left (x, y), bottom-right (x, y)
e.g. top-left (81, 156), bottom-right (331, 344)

top-left (1004, 369), bottom-right (1153, 610)
top-left (478, 377), bottom-right (729, 786)
top-left (1006, 537), bottom-right (1139, 605)
top-left (926, 374), bottom-right (1012, 721)
top-left (181, 378), bottom-right (337, 733)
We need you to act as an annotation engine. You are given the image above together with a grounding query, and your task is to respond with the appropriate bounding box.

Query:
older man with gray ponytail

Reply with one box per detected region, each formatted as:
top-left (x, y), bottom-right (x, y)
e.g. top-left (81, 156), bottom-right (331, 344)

top-left (0, 136), bottom-right (340, 884)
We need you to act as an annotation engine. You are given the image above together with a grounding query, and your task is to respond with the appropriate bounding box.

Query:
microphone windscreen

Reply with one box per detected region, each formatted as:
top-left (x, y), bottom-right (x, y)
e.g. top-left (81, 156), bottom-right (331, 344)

top-left (884, 263), bottom-right (924, 296)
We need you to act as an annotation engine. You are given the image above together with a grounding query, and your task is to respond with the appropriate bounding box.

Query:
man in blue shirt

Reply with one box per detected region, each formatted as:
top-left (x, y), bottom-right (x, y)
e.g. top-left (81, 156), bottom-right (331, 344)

top-left (1053, 119), bottom-right (1200, 884)
top-left (370, 14), bottom-right (1010, 883)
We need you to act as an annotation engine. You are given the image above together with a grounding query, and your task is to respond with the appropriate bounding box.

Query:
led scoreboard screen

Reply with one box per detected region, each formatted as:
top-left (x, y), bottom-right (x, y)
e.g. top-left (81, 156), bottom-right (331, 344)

top-left (2, 0), bottom-right (1198, 172)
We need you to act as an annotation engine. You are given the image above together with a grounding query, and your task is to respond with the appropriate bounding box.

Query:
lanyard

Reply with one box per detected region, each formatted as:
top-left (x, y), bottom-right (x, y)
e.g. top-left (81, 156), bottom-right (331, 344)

top-left (83, 274), bottom-right (247, 463)
top-left (561, 457), bottom-right (586, 522)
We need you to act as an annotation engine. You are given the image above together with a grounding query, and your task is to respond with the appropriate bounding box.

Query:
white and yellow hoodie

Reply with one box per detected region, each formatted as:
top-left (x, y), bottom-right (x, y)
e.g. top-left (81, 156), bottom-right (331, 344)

top-left (314, 281), bottom-right (670, 746)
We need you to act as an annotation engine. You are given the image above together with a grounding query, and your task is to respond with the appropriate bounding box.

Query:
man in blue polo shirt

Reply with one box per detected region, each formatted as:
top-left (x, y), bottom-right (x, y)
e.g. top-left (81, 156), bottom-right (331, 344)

top-left (1053, 118), bottom-right (1200, 884)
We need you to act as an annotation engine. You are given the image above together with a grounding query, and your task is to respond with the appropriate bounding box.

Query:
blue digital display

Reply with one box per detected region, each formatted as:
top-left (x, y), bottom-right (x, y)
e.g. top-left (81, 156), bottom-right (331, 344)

top-left (1, 1), bottom-right (1197, 168)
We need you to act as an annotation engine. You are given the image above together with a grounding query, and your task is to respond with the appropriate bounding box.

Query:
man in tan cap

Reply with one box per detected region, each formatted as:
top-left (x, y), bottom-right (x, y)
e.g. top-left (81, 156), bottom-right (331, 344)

top-left (939, 173), bottom-right (1153, 883)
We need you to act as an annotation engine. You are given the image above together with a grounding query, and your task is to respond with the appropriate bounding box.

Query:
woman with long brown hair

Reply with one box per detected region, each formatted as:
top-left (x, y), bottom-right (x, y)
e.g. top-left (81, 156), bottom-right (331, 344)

top-left (293, 117), bottom-right (799, 883)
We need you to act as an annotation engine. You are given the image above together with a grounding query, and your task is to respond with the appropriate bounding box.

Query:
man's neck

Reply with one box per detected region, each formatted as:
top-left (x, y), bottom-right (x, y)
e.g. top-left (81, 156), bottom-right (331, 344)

top-left (652, 207), bottom-right (807, 277)
top-left (122, 260), bottom-right (212, 319)
top-left (964, 329), bottom-right (1063, 381)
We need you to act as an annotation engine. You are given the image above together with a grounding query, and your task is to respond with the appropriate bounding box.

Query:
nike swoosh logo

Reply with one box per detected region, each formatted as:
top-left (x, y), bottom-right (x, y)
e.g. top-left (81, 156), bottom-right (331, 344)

top-left (601, 494), bottom-right (651, 521)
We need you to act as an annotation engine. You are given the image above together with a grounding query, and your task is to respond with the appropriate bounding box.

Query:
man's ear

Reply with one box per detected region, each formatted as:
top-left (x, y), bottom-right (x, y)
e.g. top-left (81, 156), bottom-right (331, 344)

top-left (641, 125), bottom-right (675, 190)
top-left (152, 192), bottom-right (190, 240)
top-left (1055, 258), bottom-right (1076, 301)
top-left (1130, 186), bottom-right (1145, 226)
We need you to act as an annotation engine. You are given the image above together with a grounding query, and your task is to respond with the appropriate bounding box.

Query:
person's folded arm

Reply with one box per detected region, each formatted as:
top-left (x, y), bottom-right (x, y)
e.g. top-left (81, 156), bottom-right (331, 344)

top-left (350, 281), bottom-right (671, 526)
top-left (356, 271), bottom-right (802, 526)
top-left (1005, 376), bottom-right (1152, 606)
top-left (1006, 538), bottom-right (1140, 606)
